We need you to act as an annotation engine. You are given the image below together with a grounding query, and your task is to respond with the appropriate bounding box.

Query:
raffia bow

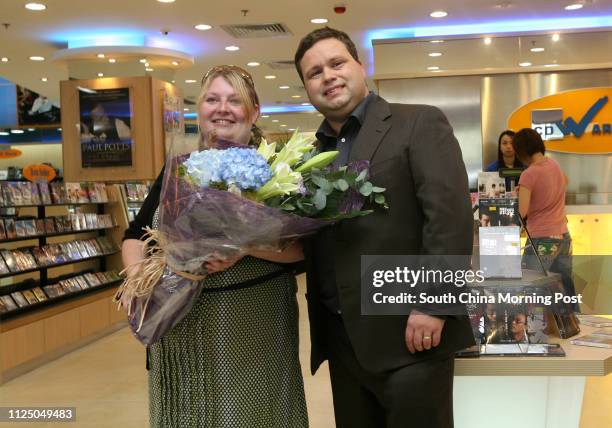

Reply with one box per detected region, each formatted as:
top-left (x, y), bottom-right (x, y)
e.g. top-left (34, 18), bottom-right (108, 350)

top-left (114, 227), bottom-right (206, 332)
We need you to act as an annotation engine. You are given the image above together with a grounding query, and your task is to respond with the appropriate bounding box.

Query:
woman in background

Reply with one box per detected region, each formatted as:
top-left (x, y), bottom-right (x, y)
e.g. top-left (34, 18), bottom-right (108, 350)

top-left (486, 130), bottom-right (524, 193)
top-left (513, 128), bottom-right (578, 311)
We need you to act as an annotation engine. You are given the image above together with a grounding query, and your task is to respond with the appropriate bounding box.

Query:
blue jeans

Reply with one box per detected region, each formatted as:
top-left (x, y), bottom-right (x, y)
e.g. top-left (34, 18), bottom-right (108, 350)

top-left (523, 232), bottom-right (579, 312)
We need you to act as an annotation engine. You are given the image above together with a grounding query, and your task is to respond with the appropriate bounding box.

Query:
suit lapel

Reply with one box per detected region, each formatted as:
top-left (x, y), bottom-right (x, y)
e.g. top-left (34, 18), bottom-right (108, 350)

top-left (349, 96), bottom-right (392, 162)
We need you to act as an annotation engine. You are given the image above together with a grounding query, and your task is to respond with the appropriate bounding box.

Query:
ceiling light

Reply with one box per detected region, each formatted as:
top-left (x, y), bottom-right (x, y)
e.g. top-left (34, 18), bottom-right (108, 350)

top-left (194, 24), bottom-right (212, 31)
top-left (544, 63), bottom-right (559, 67)
top-left (280, 124), bottom-right (287, 127)
top-left (29, 56), bottom-right (45, 61)
top-left (564, 3), bottom-right (583, 10)
top-left (291, 95), bottom-right (301, 98)
top-left (530, 47), bottom-right (545, 52)
top-left (183, 108), bottom-right (189, 111)
top-left (552, 33), bottom-right (560, 42)
top-left (25, 3), bottom-right (46, 11)
top-left (157, 0), bottom-right (176, 3)
top-left (185, 79), bottom-right (197, 83)
top-left (0, 132), bottom-right (9, 136)
top-left (41, 77), bottom-right (47, 82)
top-left (57, 128), bottom-right (62, 131)
top-left (97, 53), bottom-right (105, 58)
top-left (484, 37), bottom-right (492, 45)
top-left (272, 119), bottom-right (279, 123)
top-left (310, 18), bottom-right (328, 24)
top-left (317, 114), bottom-right (323, 117)
top-left (519, 62), bottom-right (532, 67)
top-left (301, 102), bottom-right (311, 106)
top-left (430, 40), bottom-right (444, 43)
top-left (225, 45), bottom-right (240, 51)
top-left (265, 75), bottom-right (276, 79)
top-left (11, 129), bottom-right (25, 134)
top-left (144, 62), bottom-right (150, 67)
top-left (279, 85), bottom-right (290, 89)
top-left (1, 57), bottom-right (8, 62)
top-left (427, 66), bottom-right (439, 70)
top-left (139, 58), bottom-right (147, 63)
top-left (108, 58), bottom-right (116, 63)
top-left (261, 115), bottom-right (270, 118)
top-left (97, 73), bottom-right (104, 77)
top-left (171, 61), bottom-right (179, 66)
top-left (146, 68), bottom-right (154, 72)
top-left (27, 128), bottom-right (35, 131)
top-left (432, 70), bottom-right (443, 73)
top-left (288, 128), bottom-right (296, 131)
top-left (247, 62), bottom-right (260, 67)
top-left (171, 80), bottom-right (176, 83)
top-left (428, 52), bottom-right (442, 57)
top-left (430, 11), bottom-right (448, 18)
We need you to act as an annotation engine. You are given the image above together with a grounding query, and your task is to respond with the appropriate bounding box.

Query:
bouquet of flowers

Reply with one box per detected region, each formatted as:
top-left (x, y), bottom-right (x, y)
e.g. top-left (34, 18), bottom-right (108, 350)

top-left (116, 131), bottom-right (387, 344)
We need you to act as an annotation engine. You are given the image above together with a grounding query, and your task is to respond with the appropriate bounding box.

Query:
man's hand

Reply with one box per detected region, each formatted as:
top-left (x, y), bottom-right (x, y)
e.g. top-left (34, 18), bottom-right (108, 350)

top-left (405, 310), bottom-right (445, 354)
top-left (204, 252), bottom-right (243, 274)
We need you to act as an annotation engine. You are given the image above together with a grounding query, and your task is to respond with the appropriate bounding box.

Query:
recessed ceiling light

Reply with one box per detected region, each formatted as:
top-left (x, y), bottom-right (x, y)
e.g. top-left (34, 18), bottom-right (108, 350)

top-left (430, 40), bottom-right (444, 43)
top-left (57, 128), bottom-right (62, 131)
top-left (432, 70), bottom-right (443, 73)
top-left (564, 3), bottom-right (583, 10)
top-left (530, 47), bottom-right (545, 52)
top-left (146, 68), bottom-right (154, 72)
top-left (171, 61), bottom-right (179, 66)
top-left (265, 75), bottom-right (276, 79)
top-left (247, 62), bottom-right (260, 67)
top-left (279, 85), bottom-right (290, 89)
top-left (1, 57), bottom-right (8, 62)
top-left (428, 52), bottom-right (442, 57)
top-left (301, 102), bottom-right (311, 106)
top-left (144, 62), bottom-right (150, 67)
top-left (41, 77), bottom-right (47, 82)
top-left (108, 58), bottom-right (116, 63)
top-left (97, 53), bottom-right (105, 58)
top-left (25, 3), bottom-right (46, 11)
top-left (291, 95), bottom-right (301, 98)
top-left (519, 62), bottom-right (532, 67)
top-left (171, 80), bottom-right (176, 83)
top-left (0, 131), bottom-right (9, 136)
top-left (185, 79), bottom-right (197, 83)
top-left (97, 73), bottom-right (104, 77)
top-left (430, 11), bottom-right (448, 18)
top-left (280, 124), bottom-right (287, 127)
top-left (194, 24), bottom-right (212, 31)
top-left (552, 33), bottom-right (560, 42)
top-left (288, 128), bottom-right (296, 131)
top-left (544, 64), bottom-right (559, 67)
top-left (11, 129), bottom-right (25, 134)
top-left (310, 18), bottom-right (328, 24)
top-left (261, 115), bottom-right (270, 118)
top-left (484, 37), bottom-right (492, 45)
top-left (183, 108), bottom-right (189, 111)
top-left (29, 56), bottom-right (45, 61)
top-left (157, 0), bottom-right (176, 3)
top-left (272, 119), bottom-right (279, 123)
top-left (427, 66), bottom-right (439, 71)
top-left (317, 113), bottom-right (323, 117)
top-left (225, 45), bottom-right (240, 52)
top-left (139, 58), bottom-right (147, 63)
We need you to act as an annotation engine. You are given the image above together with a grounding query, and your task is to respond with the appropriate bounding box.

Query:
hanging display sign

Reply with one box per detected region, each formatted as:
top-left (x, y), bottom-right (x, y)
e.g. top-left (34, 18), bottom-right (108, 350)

top-left (79, 87), bottom-right (133, 168)
top-left (507, 87), bottom-right (612, 154)
top-left (0, 148), bottom-right (22, 159)
top-left (22, 164), bottom-right (57, 182)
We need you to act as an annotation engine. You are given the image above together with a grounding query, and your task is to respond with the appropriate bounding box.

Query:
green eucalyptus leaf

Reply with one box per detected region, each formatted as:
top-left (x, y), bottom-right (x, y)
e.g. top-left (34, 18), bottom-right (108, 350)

top-left (374, 194), bottom-right (386, 204)
top-left (313, 189), bottom-right (327, 210)
top-left (359, 182), bottom-right (373, 196)
top-left (371, 186), bottom-right (386, 193)
top-left (334, 179), bottom-right (349, 191)
top-left (356, 169), bottom-right (368, 182)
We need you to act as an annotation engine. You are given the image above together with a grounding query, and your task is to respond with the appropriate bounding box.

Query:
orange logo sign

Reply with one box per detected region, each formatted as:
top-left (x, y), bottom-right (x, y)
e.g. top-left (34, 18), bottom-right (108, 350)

top-left (23, 164), bottom-right (57, 183)
top-left (0, 149), bottom-right (22, 159)
top-left (507, 87), bottom-right (612, 154)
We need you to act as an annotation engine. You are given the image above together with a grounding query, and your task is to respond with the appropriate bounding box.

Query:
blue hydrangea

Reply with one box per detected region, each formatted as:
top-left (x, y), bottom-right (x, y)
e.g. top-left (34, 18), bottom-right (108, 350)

top-left (183, 148), bottom-right (272, 190)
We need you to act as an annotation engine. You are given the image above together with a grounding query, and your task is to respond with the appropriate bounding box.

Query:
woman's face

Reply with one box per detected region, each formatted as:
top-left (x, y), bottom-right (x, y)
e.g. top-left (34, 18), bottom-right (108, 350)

top-left (199, 76), bottom-right (258, 145)
top-left (500, 135), bottom-right (515, 158)
top-left (511, 313), bottom-right (527, 337)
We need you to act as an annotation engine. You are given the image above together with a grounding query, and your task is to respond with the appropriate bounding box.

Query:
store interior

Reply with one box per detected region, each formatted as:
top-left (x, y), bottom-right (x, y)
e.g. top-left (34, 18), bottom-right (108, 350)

top-left (0, 1), bottom-right (611, 427)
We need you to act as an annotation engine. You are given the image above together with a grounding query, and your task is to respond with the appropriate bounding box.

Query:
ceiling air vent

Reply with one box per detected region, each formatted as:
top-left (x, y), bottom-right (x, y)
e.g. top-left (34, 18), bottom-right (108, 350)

top-left (221, 23), bottom-right (292, 39)
top-left (266, 60), bottom-right (295, 70)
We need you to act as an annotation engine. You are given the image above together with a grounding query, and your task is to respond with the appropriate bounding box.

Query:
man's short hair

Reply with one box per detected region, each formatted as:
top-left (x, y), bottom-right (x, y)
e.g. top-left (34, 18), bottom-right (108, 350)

top-left (294, 27), bottom-right (359, 82)
top-left (513, 128), bottom-right (546, 159)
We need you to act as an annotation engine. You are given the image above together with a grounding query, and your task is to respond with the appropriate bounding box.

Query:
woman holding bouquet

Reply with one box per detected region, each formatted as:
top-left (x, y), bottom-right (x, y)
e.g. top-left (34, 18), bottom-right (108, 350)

top-left (122, 66), bottom-right (308, 427)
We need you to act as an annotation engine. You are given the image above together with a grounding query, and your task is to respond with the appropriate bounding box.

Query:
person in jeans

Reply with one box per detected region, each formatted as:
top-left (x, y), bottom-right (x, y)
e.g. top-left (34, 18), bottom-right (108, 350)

top-left (513, 128), bottom-right (578, 311)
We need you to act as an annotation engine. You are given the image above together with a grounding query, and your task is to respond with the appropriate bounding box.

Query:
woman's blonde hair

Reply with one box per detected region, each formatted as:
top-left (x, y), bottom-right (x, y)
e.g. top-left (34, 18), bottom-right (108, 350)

top-left (197, 65), bottom-right (262, 146)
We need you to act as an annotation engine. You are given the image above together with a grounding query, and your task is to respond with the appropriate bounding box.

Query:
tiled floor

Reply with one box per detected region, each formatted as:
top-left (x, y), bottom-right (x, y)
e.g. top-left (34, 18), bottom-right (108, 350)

top-left (1, 275), bottom-right (610, 427)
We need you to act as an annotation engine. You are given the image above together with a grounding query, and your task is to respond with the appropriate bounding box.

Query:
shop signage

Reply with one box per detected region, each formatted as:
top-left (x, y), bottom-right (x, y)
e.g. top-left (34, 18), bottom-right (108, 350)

top-left (507, 87), bottom-right (612, 154)
top-left (23, 164), bottom-right (57, 183)
top-left (0, 149), bottom-right (22, 159)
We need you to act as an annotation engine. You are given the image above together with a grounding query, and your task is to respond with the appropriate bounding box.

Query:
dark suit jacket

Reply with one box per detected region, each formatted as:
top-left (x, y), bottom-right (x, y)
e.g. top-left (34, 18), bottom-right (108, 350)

top-left (304, 95), bottom-right (475, 374)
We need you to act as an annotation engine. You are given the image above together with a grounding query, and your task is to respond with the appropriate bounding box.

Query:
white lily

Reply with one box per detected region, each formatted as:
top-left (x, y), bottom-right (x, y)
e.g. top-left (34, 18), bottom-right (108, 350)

top-left (270, 130), bottom-right (316, 171)
top-left (256, 138), bottom-right (277, 162)
top-left (256, 162), bottom-right (302, 201)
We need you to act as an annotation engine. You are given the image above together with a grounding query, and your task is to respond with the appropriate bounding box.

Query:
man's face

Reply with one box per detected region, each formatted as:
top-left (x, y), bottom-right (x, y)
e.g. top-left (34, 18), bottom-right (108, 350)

top-left (299, 38), bottom-right (368, 123)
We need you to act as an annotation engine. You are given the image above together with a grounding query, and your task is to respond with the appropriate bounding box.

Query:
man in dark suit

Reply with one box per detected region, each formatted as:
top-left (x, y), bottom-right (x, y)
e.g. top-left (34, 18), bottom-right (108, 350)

top-left (294, 27), bottom-right (475, 428)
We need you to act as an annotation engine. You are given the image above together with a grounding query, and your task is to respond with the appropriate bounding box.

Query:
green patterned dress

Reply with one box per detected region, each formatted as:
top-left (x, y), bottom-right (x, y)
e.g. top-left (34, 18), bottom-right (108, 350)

top-left (147, 209), bottom-right (308, 427)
